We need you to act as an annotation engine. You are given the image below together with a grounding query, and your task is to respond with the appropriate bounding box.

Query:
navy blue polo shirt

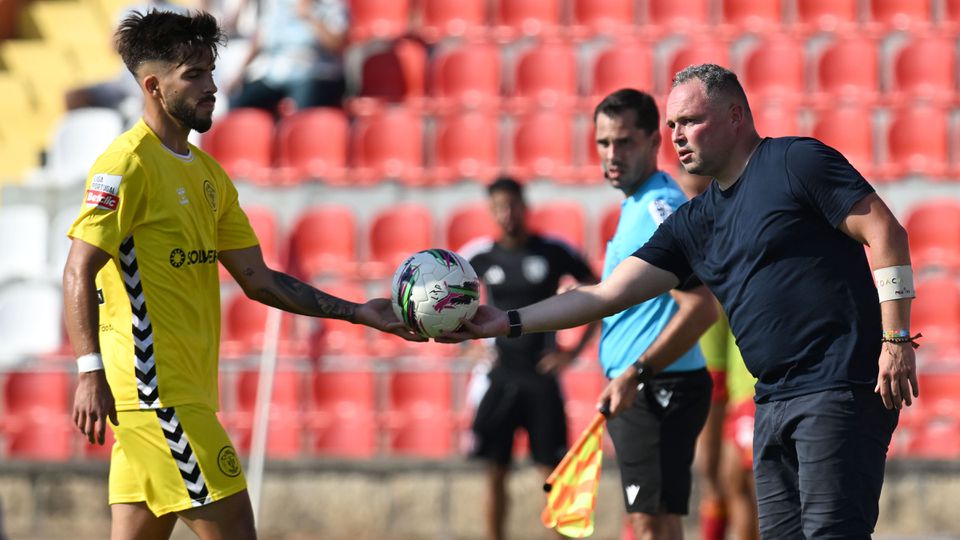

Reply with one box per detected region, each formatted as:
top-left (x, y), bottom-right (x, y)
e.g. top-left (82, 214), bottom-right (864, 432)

top-left (634, 137), bottom-right (881, 402)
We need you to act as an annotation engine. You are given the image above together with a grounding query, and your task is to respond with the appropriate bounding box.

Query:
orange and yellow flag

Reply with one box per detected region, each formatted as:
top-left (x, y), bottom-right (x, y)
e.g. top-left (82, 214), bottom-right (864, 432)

top-left (541, 412), bottom-right (606, 538)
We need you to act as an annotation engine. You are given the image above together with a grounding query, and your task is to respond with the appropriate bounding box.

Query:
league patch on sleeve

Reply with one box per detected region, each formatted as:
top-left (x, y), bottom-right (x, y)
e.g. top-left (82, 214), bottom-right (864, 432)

top-left (647, 199), bottom-right (674, 225)
top-left (85, 174), bottom-right (122, 211)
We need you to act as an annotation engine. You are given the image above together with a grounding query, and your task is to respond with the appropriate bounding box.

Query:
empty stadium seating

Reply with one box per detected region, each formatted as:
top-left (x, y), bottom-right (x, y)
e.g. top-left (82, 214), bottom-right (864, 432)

top-left (508, 109), bottom-right (576, 183)
top-left (430, 111), bottom-right (501, 185)
top-left (229, 369), bottom-right (306, 458)
top-left (528, 200), bottom-right (588, 252)
top-left (349, 106), bottom-right (425, 185)
top-left (445, 202), bottom-right (499, 252)
top-left (37, 107), bottom-right (124, 188)
top-left (813, 36), bottom-right (880, 106)
top-left (905, 200), bottom-right (960, 272)
top-left (287, 205), bottom-right (359, 279)
top-left (569, 0), bottom-right (637, 39)
top-left (428, 41), bottom-right (502, 113)
top-left (417, 0), bottom-right (487, 42)
top-left (0, 205), bottom-right (48, 282)
top-left (890, 36), bottom-right (957, 105)
top-left (1, 370), bottom-right (73, 460)
top-left (811, 106), bottom-right (876, 179)
top-left (348, 0), bottom-right (412, 42)
top-left (508, 40), bottom-right (579, 112)
top-left (0, 281), bottom-right (63, 363)
top-left (200, 108), bottom-right (274, 184)
top-left (491, 0), bottom-right (563, 41)
top-left (384, 369), bottom-right (456, 457)
top-left (273, 107), bottom-right (349, 185)
top-left (587, 40), bottom-right (655, 105)
top-left (793, 0), bottom-right (860, 33)
top-left (884, 104), bottom-right (950, 180)
top-left (310, 369), bottom-right (379, 457)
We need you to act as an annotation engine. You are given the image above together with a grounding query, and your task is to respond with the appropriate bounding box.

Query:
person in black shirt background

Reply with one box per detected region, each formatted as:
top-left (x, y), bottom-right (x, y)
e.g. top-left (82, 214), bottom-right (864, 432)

top-left (462, 177), bottom-right (598, 540)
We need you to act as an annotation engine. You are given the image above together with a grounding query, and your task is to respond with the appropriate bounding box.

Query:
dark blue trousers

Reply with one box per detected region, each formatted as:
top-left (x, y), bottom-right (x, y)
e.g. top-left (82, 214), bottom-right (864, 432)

top-left (754, 387), bottom-right (899, 539)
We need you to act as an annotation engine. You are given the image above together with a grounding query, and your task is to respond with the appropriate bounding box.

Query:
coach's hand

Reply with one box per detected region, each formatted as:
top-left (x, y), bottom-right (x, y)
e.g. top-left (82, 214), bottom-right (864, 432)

top-left (876, 341), bottom-right (919, 409)
top-left (355, 298), bottom-right (427, 341)
top-left (73, 370), bottom-right (118, 445)
top-left (597, 368), bottom-right (641, 417)
top-left (435, 305), bottom-right (508, 343)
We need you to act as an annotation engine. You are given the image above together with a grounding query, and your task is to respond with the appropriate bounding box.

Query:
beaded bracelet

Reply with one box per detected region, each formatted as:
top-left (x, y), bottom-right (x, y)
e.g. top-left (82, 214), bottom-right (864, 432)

top-left (881, 332), bottom-right (922, 349)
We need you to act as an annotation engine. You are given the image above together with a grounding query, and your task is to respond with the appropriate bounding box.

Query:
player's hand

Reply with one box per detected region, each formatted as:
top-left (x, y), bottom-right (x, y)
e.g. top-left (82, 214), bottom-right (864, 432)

top-left (597, 367), bottom-right (641, 417)
top-left (537, 350), bottom-right (575, 374)
top-left (73, 370), bottom-right (118, 445)
top-left (434, 305), bottom-right (508, 343)
top-left (875, 341), bottom-right (919, 409)
top-left (355, 298), bottom-right (427, 342)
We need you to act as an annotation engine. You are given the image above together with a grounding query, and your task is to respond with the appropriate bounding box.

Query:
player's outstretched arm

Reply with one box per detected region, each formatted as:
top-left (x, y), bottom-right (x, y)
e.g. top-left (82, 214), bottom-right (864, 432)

top-left (439, 256), bottom-right (678, 342)
top-left (220, 246), bottom-right (425, 341)
top-left (841, 192), bottom-right (918, 409)
top-left (63, 238), bottom-right (119, 445)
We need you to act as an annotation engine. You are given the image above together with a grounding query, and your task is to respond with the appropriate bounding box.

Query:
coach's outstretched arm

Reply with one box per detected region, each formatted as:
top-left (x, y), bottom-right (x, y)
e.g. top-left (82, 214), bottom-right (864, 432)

top-left (840, 192), bottom-right (918, 410)
top-left (439, 256), bottom-right (679, 340)
top-left (219, 246), bottom-right (424, 341)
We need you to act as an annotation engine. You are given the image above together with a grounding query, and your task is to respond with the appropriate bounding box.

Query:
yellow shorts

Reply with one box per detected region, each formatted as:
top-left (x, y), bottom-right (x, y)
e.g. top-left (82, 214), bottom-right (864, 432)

top-left (108, 403), bottom-right (246, 516)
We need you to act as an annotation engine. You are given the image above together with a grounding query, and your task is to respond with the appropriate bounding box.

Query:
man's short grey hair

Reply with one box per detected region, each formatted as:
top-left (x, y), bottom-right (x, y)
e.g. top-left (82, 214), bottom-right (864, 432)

top-left (672, 64), bottom-right (751, 111)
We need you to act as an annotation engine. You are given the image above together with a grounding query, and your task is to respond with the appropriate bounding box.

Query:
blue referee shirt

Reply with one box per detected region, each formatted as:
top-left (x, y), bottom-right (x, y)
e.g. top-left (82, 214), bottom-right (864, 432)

top-left (600, 171), bottom-right (706, 378)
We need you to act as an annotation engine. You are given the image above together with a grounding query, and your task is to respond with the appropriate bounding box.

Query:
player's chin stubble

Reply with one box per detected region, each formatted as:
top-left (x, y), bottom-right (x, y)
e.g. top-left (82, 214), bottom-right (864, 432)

top-left (170, 99), bottom-right (213, 133)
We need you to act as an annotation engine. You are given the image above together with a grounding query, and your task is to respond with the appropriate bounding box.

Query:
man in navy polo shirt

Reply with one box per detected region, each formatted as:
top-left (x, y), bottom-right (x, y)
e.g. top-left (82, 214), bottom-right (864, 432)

top-left (442, 64), bottom-right (918, 539)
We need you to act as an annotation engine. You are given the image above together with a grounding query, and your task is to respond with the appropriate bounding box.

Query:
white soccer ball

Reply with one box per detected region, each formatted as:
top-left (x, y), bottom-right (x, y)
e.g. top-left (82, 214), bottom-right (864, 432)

top-left (390, 249), bottom-right (481, 338)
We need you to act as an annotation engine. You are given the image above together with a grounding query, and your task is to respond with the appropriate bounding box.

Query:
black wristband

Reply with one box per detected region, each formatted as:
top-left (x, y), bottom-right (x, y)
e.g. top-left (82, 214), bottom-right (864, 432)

top-left (507, 309), bottom-right (523, 338)
top-left (631, 360), bottom-right (653, 385)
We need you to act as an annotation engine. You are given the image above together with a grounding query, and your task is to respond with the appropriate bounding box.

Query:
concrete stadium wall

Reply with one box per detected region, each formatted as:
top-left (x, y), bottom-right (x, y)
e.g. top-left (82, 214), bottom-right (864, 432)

top-left (2, 459), bottom-right (960, 540)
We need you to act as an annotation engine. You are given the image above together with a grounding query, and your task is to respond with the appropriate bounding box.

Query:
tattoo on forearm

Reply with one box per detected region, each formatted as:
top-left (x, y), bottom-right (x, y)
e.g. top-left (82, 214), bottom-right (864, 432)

top-left (258, 272), bottom-right (357, 321)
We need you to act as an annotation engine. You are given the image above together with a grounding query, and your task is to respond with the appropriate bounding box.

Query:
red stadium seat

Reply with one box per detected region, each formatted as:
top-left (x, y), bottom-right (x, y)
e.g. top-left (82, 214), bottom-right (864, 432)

top-left (491, 0), bottom-right (563, 41)
top-left (810, 106), bottom-right (876, 179)
top-left (905, 200), bottom-right (960, 272)
top-left (310, 370), bottom-right (379, 457)
top-left (664, 37), bottom-right (732, 93)
top-left (741, 37), bottom-right (805, 104)
top-left (884, 104), bottom-right (949, 180)
top-left (752, 100), bottom-right (801, 139)
top-left (430, 111), bottom-right (501, 185)
top-left (587, 40), bottom-right (655, 105)
top-left (230, 369), bottom-right (305, 458)
top-left (273, 107), bottom-right (348, 185)
top-left (890, 36), bottom-right (956, 106)
top-left (427, 41), bottom-right (502, 113)
top-left (719, 0), bottom-right (784, 35)
top-left (813, 36), bottom-right (880, 106)
top-left (200, 108), bottom-right (273, 184)
top-left (944, 0), bottom-right (960, 29)
top-left (866, 0), bottom-right (932, 32)
top-left (559, 365), bottom-right (607, 448)
top-left (793, 0), bottom-right (860, 33)
top-left (911, 277), bottom-right (960, 350)
top-left (221, 205), bottom-right (281, 281)
top-left (417, 0), bottom-right (487, 42)
top-left (384, 369), bottom-right (456, 457)
top-left (220, 292), bottom-right (307, 359)
top-left (907, 414), bottom-right (960, 459)
top-left (287, 205), bottom-right (358, 279)
top-left (569, 0), bottom-right (637, 39)
top-left (509, 41), bottom-right (578, 112)
top-left (1, 371), bottom-right (73, 461)
top-left (349, 0), bottom-right (412, 41)
top-left (350, 107), bottom-right (425, 185)
top-left (366, 203), bottom-right (434, 277)
top-left (509, 109), bottom-right (576, 183)
top-left (528, 200), bottom-right (587, 252)
top-left (645, 0), bottom-right (711, 36)
top-left (349, 38), bottom-right (428, 115)
top-left (445, 202), bottom-right (499, 252)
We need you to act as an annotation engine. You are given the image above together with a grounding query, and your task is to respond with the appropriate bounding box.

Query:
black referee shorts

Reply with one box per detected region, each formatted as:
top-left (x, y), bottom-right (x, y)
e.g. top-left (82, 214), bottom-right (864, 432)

top-left (606, 368), bottom-right (711, 515)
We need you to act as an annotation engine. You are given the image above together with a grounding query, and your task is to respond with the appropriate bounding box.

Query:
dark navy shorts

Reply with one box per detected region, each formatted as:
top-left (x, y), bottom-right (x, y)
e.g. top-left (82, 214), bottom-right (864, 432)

top-left (753, 387), bottom-right (899, 539)
top-left (606, 368), bottom-right (712, 515)
top-left (470, 367), bottom-right (568, 467)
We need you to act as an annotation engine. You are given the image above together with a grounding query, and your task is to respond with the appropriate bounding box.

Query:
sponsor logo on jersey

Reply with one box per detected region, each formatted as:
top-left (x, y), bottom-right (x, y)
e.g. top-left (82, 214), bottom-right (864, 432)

top-left (483, 265), bottom-right (506, 285)
top-left (169, 248), bottom-right (218, 268)
top-left (203, 180), bottom-right (217, 212)
top-left (177, 187), bottom-right (190, 205)
top-left (85, 173), bottom-right (122, 210)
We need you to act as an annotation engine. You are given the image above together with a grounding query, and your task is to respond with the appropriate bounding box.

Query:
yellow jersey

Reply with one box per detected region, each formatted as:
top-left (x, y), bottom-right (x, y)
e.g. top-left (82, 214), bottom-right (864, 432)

top-left (69, 119), bottom-right (259, 411)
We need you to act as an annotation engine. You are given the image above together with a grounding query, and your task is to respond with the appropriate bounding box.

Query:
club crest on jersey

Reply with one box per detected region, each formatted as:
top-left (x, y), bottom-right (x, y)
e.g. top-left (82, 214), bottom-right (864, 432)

top-left (85, 173), bottom-right (122, 211)
top-left (522, 255), bottom-right (548, 284)
top-left (203, 180), bottom-right (218, 212)
top-left (647, 199), bottom-right (674, 225)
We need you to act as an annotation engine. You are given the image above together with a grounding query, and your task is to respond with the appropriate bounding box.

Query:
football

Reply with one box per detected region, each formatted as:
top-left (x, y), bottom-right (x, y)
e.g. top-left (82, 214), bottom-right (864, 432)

top-left (390, 249), bottom-right (481, 338)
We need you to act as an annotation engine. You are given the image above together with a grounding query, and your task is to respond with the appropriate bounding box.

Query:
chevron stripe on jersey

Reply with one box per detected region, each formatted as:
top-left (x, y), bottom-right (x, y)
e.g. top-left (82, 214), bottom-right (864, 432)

top-left (156, 407), bottom-right (211, 507)
top-left (119, 235), bottom-right (160, 408)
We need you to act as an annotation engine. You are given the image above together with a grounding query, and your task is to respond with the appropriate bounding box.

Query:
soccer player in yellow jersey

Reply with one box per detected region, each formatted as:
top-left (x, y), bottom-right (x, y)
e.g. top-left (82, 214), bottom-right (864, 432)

top-left (62, 10), bottom-right (419, 540)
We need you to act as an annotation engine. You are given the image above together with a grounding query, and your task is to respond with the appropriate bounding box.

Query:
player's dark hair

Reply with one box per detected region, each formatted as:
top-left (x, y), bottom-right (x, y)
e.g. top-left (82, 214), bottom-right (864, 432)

top-left (593, 88), bottom-right (659, 135)
top-left (672, 64), bottom-right (752, 115)
top-left (115, 9), bottom-right (224, 77)
top-left (487, 176), bottom-right (524, 199)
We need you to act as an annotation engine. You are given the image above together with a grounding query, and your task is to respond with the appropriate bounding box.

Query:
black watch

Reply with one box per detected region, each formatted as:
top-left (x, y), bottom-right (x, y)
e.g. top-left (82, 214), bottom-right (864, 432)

top-left (631, 359), bottom-right (653, 385)
top-left (507, 309), bottom-right (523, 338)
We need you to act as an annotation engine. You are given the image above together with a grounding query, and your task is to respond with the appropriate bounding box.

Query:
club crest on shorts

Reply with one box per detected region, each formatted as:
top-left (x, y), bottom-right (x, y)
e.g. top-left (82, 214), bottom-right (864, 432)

top-left (218, 446), bottom-right (241, 477)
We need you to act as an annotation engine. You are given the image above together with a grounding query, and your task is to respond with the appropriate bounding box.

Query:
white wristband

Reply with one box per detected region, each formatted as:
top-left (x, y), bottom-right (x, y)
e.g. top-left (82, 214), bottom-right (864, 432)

top-left (873, 265), bottom-right (916, 303)
top-left (77, 352), bottom-right (105, 372)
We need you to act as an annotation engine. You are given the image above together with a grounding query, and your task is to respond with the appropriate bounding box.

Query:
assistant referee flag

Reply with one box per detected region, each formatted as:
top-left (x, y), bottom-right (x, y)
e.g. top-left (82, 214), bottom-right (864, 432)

top-left (541, 411), bottom-right (606, 537)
